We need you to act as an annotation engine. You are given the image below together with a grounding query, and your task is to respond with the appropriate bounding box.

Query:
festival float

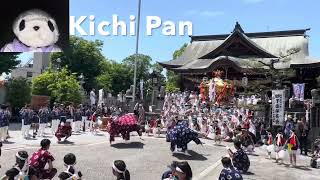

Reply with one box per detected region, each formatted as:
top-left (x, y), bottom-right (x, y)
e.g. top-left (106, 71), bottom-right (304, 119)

top-left (199, 70), bottom-right (235, 106)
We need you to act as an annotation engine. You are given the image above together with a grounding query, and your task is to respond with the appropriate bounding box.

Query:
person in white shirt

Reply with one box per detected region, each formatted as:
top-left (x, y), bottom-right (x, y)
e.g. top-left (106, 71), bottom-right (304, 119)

top-left (90, 89), bottom-right (96, 106)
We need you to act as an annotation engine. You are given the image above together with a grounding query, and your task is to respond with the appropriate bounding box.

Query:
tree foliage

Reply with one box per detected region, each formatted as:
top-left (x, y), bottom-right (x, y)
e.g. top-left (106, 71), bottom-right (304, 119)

top-left (246, 48), bottom-right (300, 91)
top-left (51, 36), bottom-right (106, 92)
top-left (0, 53), bottom-right (20, 75)
top-left (173, 43), bottom-right (187, 60)
top-left (166, 43), bottom-right (187, 92)
top-left (7, 77), bottom-right (31, 108)
top-left (96, 60), bottom-right (133, 95)
top-left (122, 54), bottom-right (152, 81)
top-left (32, 68), bottom-right (82, 104)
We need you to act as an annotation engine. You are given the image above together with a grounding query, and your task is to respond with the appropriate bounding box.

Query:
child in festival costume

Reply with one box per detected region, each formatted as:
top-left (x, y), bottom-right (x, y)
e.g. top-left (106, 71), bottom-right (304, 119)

top-left (207, 121), bottom-right (221, 144)
top-left (274, 129), bottom-right (286, 164)
top-left (266, 130), bottom-right (274, 159)
top-left (285, 130), bottom-right (300, 167)
top-left (227, 141), bottom-right (250, 173)
top-left (29, 139), bottom-right (57, 179)
top-left (310, 145), bottom-right (320, 168)
top-left (112, 160), bottom-right (130, 180)
top-left (2, 150), bottom-right (37, 180)
top-left (218, 157), bottom-right (243, 180)
top-left (58, 153), bottom-right (83, 180)
top-left (207, 123), bottom-right (216, 140)
top-left (55, 120), bottom-right (72, 142)
top-left (214, 122), bottom-right (222, 145)
top-left (240, 129), bottom-right (255, 154)
top-left (162, 161), bottom-right (193, 180)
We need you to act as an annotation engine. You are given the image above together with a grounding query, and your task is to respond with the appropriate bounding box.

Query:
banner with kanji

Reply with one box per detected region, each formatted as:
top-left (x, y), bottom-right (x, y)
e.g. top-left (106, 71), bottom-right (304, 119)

top-left (293, 83), bottom-right (305, 101)
top-left (98, 89), bottom-right (104, 105)
top-left (272, 90), bottom-right (285, 126)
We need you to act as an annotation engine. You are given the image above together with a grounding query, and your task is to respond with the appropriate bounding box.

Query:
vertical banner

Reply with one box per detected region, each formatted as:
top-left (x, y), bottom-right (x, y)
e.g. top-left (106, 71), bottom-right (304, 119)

top-left (272, 90), bottom-right (285, 126)
top-left (140, 80), bottom-right (144, 100)
top-left (98, 89), bottom-right (104, 105)
top-left (293, 83), bottom-right (305, 101)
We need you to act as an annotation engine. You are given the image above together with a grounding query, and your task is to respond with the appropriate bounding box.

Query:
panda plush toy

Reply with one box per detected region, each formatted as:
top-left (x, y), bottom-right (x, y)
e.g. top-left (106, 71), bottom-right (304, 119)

top-left (1, 9), bottom-right (62, 52)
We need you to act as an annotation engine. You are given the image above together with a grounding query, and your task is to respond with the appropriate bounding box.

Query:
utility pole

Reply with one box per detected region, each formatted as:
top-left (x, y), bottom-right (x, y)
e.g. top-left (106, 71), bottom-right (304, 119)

top-left (132, 0), bottom-right (142, 103)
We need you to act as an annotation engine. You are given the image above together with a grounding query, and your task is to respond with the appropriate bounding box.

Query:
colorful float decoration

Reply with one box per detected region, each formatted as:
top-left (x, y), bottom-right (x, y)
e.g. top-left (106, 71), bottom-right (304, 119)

top-left (199, 70), bottom-right (235, 105)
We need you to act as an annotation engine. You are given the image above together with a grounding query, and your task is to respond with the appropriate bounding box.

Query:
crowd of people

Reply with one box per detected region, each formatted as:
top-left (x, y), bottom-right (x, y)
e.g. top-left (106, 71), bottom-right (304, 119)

top-left (159, 91), bottom-right (320, 178)
top-left (0, 88), bottom-right (319, 179)
top-left (17, 102), bottom-right (127, 142)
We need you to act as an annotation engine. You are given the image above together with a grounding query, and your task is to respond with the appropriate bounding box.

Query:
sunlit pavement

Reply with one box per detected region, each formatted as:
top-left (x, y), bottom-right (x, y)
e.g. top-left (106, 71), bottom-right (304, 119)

top-left (1, 124), bottom-right (319, 180)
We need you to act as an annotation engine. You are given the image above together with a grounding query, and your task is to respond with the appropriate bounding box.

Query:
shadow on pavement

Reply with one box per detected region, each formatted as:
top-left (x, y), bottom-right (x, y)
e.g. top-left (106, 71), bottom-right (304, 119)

top-left (213, 144), bottom-right (225, 147)
top-left (2, 141), bottom-right (15, 144)
top-left (282, 164), bottom-right (312, 171)
top-left (172, 150), bottom-right (208, 161)
top-left (294, 166), bottom-right (312, 171)
top-left (111, 142), bottom-right (145, 149)
top-left (248, 153), bottom-right (259, 157)
top-left (57, 140), bottom-right (75, 145)
top-left (41, 135), bottom-right (53, 138)
top-left (72, 133), bottom-right (82, 136)
top-left (25, 137), bottom-right (38, 141)
top-left (243, 171), bottom-right (255, 175)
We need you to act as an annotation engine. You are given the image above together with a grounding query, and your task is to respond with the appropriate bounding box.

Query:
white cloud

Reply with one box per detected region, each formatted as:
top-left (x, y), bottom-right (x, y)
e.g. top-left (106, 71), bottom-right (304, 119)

top-left (242, 0), bottom-right (264, 3)
top-left (185, 10), bottom-right (224, 18)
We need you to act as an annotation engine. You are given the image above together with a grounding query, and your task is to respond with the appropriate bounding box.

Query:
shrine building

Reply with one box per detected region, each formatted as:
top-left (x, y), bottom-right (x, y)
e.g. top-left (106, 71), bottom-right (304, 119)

top-left (159, 22), bottom-right (320, 98)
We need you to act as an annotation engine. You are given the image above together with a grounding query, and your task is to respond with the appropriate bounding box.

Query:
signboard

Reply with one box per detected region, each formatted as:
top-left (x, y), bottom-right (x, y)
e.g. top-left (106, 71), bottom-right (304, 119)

top-left (31, 95), bottom-right (50, 110)
top-left (272, 90), bottom-right (285, 126)
top-left (242, 77), bottom-right (248, 87)
top-left (293, 83), bottom-right (305, 101)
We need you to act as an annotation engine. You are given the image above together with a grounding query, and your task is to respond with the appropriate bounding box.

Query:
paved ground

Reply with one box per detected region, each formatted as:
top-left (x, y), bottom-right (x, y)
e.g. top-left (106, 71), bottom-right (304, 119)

top-left (0, 124), bottom-right (225, 180)
top-left (202, 143), bottom-right (320, 180)
top-left (1, 123), bottom-right (320, 180)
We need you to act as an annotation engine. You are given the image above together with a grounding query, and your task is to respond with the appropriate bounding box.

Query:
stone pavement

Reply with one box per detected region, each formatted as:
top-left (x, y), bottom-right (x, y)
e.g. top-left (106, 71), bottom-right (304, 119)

top-left (201, 142), bottom-right (320, 180)
top-left (1, 123), bottom-right (320, 180)
top-left (2, 123), bottom-right (111, 150)
top-left (0, 123), bottom-right (225, 180)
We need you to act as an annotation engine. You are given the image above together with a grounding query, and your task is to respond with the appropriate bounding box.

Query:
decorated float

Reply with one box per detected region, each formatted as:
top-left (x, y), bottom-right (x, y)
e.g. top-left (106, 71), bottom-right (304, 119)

top-left (199, 70), bottom-right (235, 105)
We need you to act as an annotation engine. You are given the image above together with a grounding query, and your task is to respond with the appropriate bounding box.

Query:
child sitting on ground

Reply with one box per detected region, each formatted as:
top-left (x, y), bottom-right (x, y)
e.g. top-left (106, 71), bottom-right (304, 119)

top-left (58, 153), bottom-right (82, 180)
top-left (310, 145), bottom-right (320, 168)
top-left (2, 150), bottom-right (37, 180)
top-left (55, 120), bottom-right (72, 142)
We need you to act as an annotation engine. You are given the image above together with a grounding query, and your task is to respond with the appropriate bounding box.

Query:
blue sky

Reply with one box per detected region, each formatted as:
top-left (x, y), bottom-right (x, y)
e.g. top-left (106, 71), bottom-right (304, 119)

top-left (19, 0), bottom-right (319, 64)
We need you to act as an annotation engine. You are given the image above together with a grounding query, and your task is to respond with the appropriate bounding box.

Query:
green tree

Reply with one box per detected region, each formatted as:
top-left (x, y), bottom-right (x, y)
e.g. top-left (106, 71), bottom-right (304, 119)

top-left (31, 70), bottom-right (55, 96)
top-left (7, 77), bottom-right (31, 108)
top-left (0, 53), bottom-right (20, 75)
top-left (152, 62), bottom-right (164, 73)
top-left (96, 61), bottom-right (133, 95)
top-left (173, 43), bottom-right (187, 60)
top-left (166, 43), bottom-right (187, 92)
top-left (32, 68), bottom-right (82, 104)
top-left (51, 36), bottom-right (106, 92)
top-left (122, 54), bottom-right (152, 81)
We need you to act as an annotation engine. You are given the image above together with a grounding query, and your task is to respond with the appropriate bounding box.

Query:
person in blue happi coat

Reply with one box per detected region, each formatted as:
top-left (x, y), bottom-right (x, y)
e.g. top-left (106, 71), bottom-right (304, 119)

top-left (167, 119), bottom-right (202, 156)
top-left (219, 157), bottom-right (243, 180)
